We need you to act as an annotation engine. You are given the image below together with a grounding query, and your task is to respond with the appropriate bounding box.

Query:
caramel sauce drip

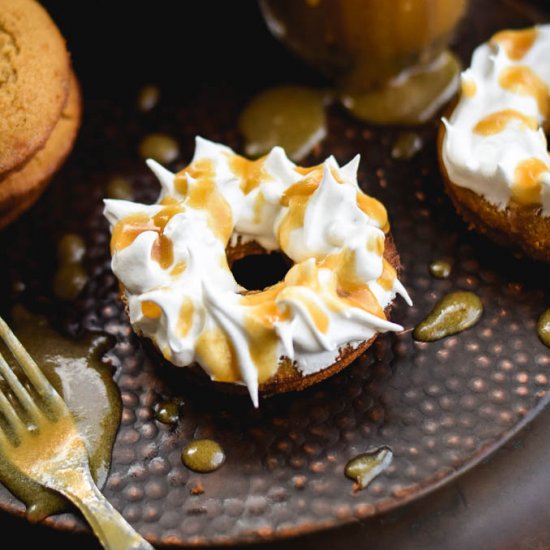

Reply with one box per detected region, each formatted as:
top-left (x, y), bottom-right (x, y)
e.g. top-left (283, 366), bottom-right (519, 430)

top-left (277, 196), bottom-right (308, 252)
top-left (499, 65), bottom-right (549, 117)
top-left (111, 203), bottom-right (183, 270)
top-left (160, 196), bottom-right (180, 206)
top-left (229, 154), bottom-right (273, 194)
top-left (461, 78), bottom-right (477, 98)
top-left (277, 173), bottom-right (321, 252)
top-left (151, 235), bottom-right (174, 269)
top-left (280, 169), bottom-right (389, 233)
top-left (474, 109), bottom-right (538, 136)
top-left (196, 328), bottom-right (240, 383)
top-left (367, 234), bottom-right (385, 256)
top-left (294, 164), bottom-right (322, 176)
top-left (356, 192), bottom-right (389, 232)
top-left (377, 259), bottom-right (397, 291)
top-left (170, 260), bottom-right (187, 277)
top-left (491, 28), bottom-right (538, 61)
top-left (280, 176), bottom-right (321, 207)
top-left (321, 250), bottom-right (386, 319)
top-left (513, 158), bottom-right (548, 206)
top-left (141, 300), bottom-right (162, 319)
top-left (111, 213), bottom-right (153, 252)
top-left (253, 192), bottom-right (266, 224)
top-left (178, 297), bottom-right (194, 337)
top-left (242, 314), bottom-right (282, 383)
top-left (177, 159), bottom-right (233, 243)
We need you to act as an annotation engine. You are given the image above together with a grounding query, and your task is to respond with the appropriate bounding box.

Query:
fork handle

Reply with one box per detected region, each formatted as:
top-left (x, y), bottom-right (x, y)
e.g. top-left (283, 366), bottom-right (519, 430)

top-left (55, 466), bottom-right (154, 550)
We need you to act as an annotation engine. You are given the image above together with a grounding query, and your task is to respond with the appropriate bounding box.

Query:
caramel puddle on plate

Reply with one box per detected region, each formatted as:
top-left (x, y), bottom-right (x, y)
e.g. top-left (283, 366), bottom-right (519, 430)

top-left (345, 447), bottom-right (393, 490)
top-left (0, 306), bottom-right (121, 521)
top-left (341, 51), bottom-right (460, 125)
top-left (414, 291), bottom-right (483, 342)
top-left (238, 54), bottom-right (456, 162)
top-left (238, 85), bottom-right (328, 161)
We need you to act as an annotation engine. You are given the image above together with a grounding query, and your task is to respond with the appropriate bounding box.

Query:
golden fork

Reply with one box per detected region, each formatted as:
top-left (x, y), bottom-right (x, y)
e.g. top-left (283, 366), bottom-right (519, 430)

top-left (0, 315), bottom-right (154, 550)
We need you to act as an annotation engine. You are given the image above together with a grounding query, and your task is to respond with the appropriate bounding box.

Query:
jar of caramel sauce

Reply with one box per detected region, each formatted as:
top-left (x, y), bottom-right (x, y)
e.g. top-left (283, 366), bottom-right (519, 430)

top-left (260, 0), bottom-right (469, 124)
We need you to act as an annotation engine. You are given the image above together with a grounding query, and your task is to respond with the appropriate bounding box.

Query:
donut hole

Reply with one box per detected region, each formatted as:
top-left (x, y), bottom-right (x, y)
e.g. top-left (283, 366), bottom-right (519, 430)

top-left (230, 251), bottom-right (291, 291)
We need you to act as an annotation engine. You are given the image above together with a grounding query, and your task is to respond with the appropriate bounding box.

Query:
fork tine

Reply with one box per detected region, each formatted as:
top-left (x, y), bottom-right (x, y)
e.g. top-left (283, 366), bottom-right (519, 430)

top-left (0, 378), bottom-right (24, 442)
top-left (0, 316), bottom-right (66, 416)
top-left (0, 351), bottom-right (44, 423)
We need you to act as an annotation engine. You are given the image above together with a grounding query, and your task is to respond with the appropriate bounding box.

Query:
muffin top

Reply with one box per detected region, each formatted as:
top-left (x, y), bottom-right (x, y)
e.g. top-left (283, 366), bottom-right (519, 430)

top-left (0, 0), bottom-right (70, 175)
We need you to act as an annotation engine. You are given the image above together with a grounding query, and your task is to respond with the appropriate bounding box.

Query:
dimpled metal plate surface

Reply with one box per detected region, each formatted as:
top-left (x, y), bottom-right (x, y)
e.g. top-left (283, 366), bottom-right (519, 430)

top-left (0, 0), bottom-right (549, 546)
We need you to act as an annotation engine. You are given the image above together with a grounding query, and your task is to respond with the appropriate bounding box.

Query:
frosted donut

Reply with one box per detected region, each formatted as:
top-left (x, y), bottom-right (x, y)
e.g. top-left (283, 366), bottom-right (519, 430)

top-left (104, 138), bottom-right (410, 405)
top-left (441, 25), bottom-right (550, 262)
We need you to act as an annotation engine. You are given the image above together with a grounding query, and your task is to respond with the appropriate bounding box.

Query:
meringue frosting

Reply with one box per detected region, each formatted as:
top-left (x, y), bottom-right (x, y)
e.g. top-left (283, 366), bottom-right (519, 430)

top-left (442, 26), bottom-right (550, 215)
top-left (104, 138), bottom-right (411, 405)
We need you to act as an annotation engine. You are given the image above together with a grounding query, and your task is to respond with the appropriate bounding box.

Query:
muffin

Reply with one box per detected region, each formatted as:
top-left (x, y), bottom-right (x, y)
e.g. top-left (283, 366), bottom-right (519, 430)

top-left (440, 26), bottom-right (550, 262)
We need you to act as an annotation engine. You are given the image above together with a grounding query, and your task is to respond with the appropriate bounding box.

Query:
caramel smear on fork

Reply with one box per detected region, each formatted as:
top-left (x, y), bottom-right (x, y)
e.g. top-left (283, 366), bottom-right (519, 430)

top-left (0, 310), bottom-right (152, 549)
top-left (0, 307), bottom-right (120, 521)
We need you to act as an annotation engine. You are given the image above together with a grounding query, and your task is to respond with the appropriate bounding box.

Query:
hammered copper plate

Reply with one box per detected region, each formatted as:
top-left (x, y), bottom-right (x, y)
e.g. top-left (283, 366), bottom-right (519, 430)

top-left (0, 0), bottom-right (549, 546)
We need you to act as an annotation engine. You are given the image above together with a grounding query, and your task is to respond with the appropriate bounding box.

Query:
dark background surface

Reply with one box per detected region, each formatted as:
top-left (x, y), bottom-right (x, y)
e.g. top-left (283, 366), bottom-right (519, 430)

top-left (1, 0), bottom-right (550, 548)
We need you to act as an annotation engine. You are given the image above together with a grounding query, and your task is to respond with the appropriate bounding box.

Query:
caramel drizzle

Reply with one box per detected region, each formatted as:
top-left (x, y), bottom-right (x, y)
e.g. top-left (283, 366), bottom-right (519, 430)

top-left (229, 154), bottom-right (273, 194)
top-left (499, 65), bottom-right (549, 117)
top-left (178, 159), bottom-right (234, 244)
top-left (491, 28), bottom-right (538, 61)
top-left (279, 170), bottom-right (390, 245)
top-left (111, 203), bottom-right (183, 270)
top-left (461, 78), bottom-right (477, 98)
top-left (474, 109), bottom-right (538, 136)
top-left (237, 245), bottom-right (395, 383)
top-left (196, 328), bottom-right (240, 382)
top-left (513, 157), bottom-right (549, 206)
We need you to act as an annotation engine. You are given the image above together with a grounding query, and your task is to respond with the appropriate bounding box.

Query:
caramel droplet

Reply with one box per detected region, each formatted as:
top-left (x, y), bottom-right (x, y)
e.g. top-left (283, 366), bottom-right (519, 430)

top-left (137, 84), bottom-right (160, 112)
top-left (154, 399), bottom-right (182, 425)
top-left (57, 234), bottom-right (86, 264)
top-left (537, 309), bottom-right (550, 348)
top-left (429, 259), bottom-right (452, 279)
top-left (181, 439), bottom-right (225, 473)
top-left (345, 447), bottom-right (393, 490)
top-left (53, 263), bottom-right (89, 301)
top-left (139, 133), bottom-right (180, 164)
top-left (414, 291), bottom-right (483, 342)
